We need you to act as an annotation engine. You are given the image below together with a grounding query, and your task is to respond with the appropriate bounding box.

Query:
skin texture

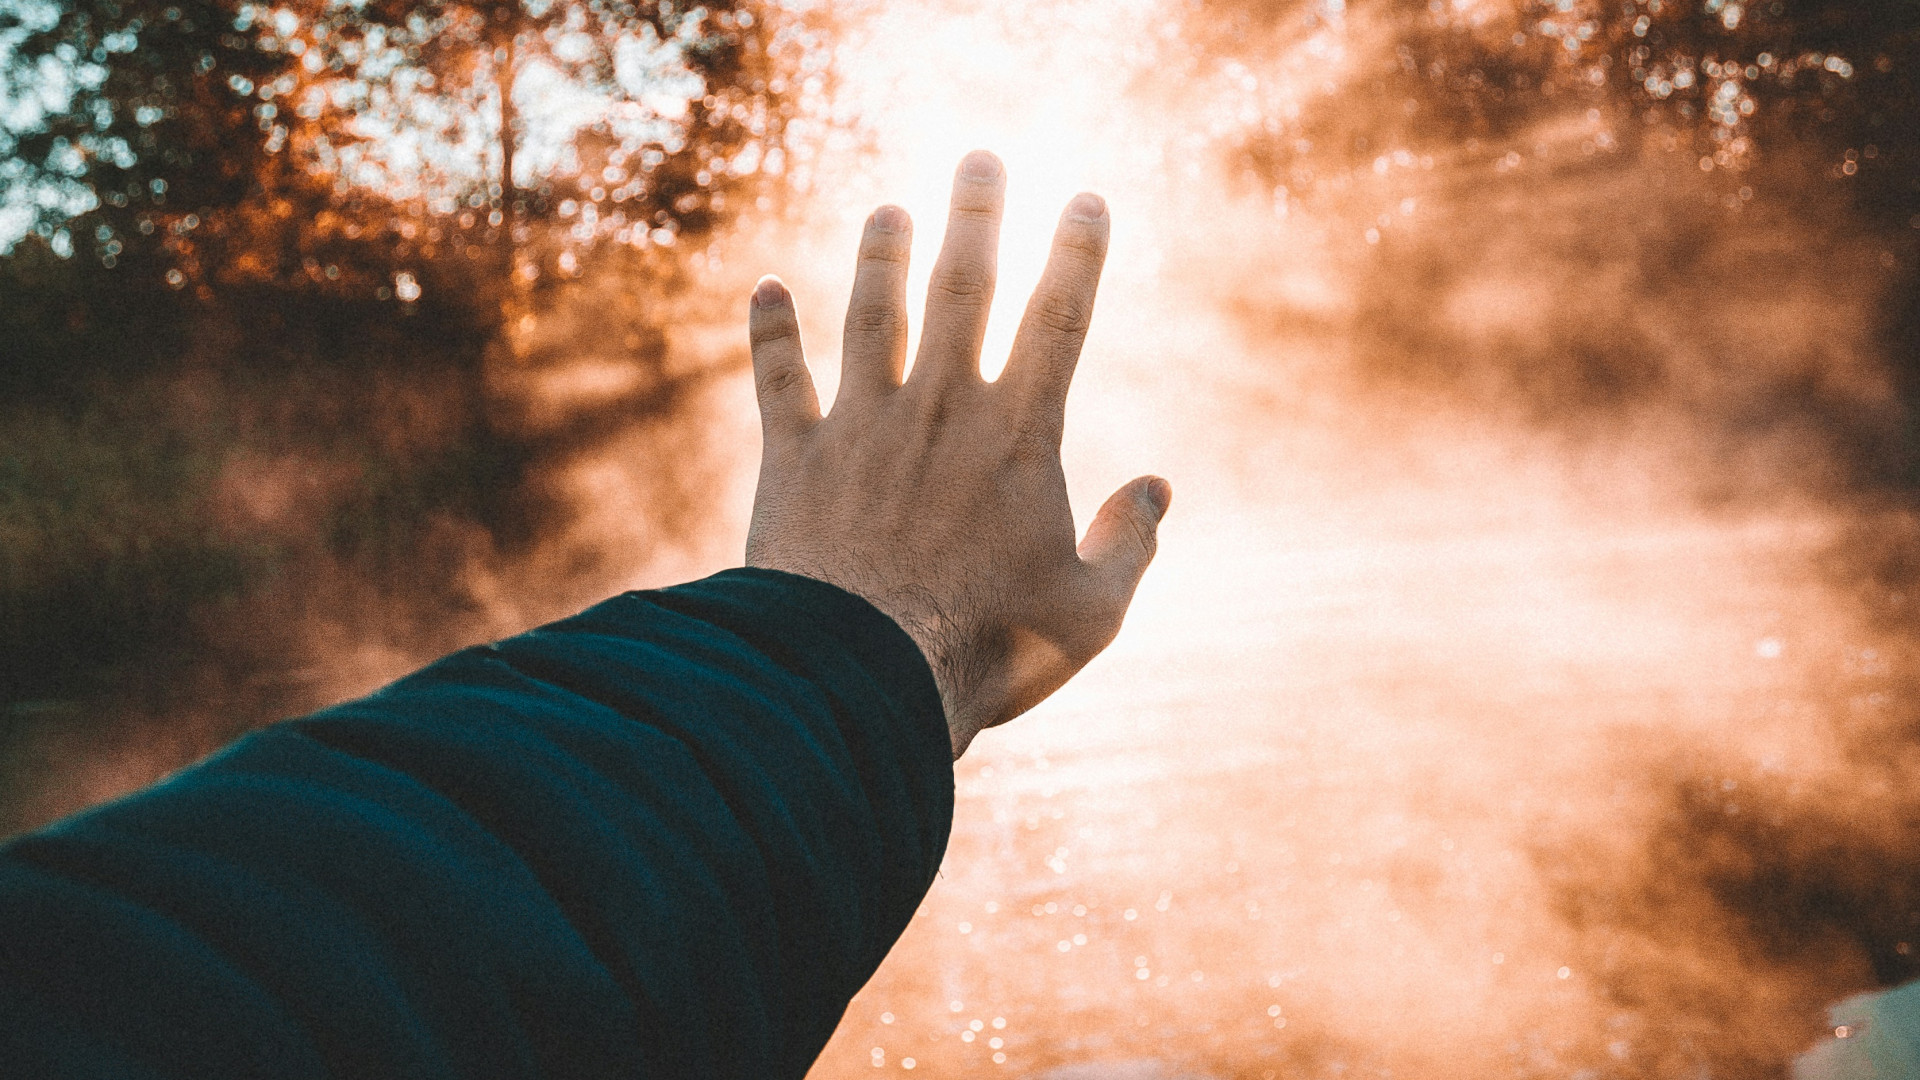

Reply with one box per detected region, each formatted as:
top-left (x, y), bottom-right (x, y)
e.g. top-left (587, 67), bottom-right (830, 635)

top-left (744, 150), bottom-right (1171, 759)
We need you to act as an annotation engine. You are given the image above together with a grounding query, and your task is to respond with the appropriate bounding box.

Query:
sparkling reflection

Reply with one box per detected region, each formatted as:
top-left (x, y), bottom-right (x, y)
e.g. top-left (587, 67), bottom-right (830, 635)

top-left (782, 1), bottom-right (1920, 1077)
top-left (4, 0), bottom-right (1919, 1076)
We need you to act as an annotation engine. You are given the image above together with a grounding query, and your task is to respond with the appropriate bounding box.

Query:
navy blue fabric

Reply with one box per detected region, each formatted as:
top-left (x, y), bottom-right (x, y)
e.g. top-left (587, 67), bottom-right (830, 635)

top-left (0, 568), bottom-right (954, 1078)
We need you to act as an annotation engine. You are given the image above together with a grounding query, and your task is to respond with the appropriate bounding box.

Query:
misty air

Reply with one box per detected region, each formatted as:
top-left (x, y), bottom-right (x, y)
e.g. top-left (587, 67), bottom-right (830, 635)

top-left (3, 1), bottom-right (1919, 1078)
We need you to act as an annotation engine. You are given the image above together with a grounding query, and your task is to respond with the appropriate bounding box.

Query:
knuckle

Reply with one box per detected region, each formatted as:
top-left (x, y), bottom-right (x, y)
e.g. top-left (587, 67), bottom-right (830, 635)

top-left (859, 236), bottom-right (911, 264)
top-left (1054, 227), bottom-right (1108, 258)
top-left (930, 263), bottom-right (994, 302)
top-left (1124, 512), bottom-right (1158, 558)
top-left (756, 363), bottom-right (808, 398)
top-left (1029, 290), bottom-right (1092, 336)
top-left (1008, 417), bottom-right (1060, 459)
top-left (911, 389), bottom-right (952, 427)
top-left (950, 200), bottom-right (1003, 222)
top-left (750, 317), bottom-right (800, 348)
top-left (845, 304), bottom-right (903, 338)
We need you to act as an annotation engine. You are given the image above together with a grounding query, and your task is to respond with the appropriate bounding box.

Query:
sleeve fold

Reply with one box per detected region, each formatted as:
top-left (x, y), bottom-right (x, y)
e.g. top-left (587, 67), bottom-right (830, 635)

top-left (0, 567), bottom-right (955, 1080)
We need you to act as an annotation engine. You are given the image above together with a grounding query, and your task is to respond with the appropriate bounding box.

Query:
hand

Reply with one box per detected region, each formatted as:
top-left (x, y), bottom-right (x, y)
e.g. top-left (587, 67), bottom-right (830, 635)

top-left (743, 150), bottom-right (1171, 759)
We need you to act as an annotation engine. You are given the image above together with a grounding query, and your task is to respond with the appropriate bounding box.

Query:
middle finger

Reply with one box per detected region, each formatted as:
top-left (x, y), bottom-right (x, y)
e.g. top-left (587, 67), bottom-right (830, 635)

top-left (909, 150), bottom-right (1006, 390)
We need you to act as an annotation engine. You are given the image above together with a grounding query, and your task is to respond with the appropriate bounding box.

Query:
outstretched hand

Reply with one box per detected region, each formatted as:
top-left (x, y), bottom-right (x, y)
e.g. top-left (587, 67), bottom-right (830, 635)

top-left (744, 150), bottom-right (1170, 759)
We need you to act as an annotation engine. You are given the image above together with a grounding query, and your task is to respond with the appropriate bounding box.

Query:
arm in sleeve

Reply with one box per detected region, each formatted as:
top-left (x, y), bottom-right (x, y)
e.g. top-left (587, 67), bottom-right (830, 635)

top-left (0, 568), bottom-right (955, 1079)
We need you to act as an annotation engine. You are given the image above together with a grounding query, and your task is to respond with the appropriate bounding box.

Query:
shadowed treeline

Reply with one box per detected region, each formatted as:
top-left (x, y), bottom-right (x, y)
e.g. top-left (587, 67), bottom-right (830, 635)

top-left (0, 0), bottom-right (821, 832)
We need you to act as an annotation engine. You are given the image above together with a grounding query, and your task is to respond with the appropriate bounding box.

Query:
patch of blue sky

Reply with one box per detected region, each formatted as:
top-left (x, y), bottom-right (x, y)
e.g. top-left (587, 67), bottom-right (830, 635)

top-left (0, 0), bottom-right (721, 254)
top-left (1, 0), bottom-right (103, 252)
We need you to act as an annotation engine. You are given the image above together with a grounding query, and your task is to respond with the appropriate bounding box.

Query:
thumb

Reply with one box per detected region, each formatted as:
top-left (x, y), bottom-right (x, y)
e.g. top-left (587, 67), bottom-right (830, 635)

top-left (1078, 475), bottom-right (1172, 600)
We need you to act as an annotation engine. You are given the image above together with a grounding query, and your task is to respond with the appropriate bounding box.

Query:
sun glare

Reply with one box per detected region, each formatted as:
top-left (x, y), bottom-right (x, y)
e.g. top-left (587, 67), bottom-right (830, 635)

top-left (781, 3), bottom-right (1920, 1079)
top-left (820, 0), bottom-right (1178, 380)
top-left (8, 0), bottom-right (1918, 1075)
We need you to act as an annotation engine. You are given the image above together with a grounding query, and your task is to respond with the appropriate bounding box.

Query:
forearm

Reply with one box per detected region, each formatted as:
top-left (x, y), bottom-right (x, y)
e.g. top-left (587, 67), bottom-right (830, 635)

top-left (0, 569), bottom-right (953, 1078)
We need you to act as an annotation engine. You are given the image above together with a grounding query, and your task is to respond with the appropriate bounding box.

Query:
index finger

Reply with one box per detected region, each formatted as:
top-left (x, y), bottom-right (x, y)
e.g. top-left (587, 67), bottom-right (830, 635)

top-left (999, 192), bottom-right (1110, 429)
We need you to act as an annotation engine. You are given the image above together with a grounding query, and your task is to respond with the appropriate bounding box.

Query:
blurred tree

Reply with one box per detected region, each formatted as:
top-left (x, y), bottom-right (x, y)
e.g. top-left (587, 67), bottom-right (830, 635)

top-left (0, 0), bottom-right (817, 780)
top-left (315, 0), bottom-right (792, 276)
top-left (1, 0), bottom-right (345, 291)
top-left (1210, 0), bottom-right (1920, 456)
top-left (1, 0), bottom-right (800, 292)
top-left (1214, 0), bottom-right (1920, 230)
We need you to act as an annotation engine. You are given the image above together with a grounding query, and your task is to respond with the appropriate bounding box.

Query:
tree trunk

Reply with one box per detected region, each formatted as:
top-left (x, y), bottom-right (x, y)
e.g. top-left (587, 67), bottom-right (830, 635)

top-left (497, 34), bottom-right (517, 280)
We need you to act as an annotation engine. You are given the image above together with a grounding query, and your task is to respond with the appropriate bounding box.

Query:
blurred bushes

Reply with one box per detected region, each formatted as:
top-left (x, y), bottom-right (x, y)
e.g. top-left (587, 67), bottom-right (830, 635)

top-left (0, 388), bottom-right (257, 706)
top-left (1210, 0), bottom-right (1920, 497)
top-left (0, 241), bottom-right (511, 710)
top-left (0, 0), bottom-right (819, 826)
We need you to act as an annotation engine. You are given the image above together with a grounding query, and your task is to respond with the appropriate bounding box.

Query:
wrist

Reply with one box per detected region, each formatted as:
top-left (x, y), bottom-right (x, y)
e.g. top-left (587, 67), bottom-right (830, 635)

top-left (843, 591), bottom-right (993, 760)
top-left (743, 551), bottom-right (992, 759)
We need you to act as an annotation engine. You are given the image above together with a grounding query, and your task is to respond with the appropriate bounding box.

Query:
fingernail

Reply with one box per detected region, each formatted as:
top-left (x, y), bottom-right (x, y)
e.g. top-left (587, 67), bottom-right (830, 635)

top-left (752, 276), bottom-right (788, 309)
top-left (1066, 192), bottom-right (1107, 222)
top-left (1144, 476), bottom-right (1172, 517)
top-left (871, 204), bottom-right (909, 233)
top-left (959, 150), bottom-right (1003, 180)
